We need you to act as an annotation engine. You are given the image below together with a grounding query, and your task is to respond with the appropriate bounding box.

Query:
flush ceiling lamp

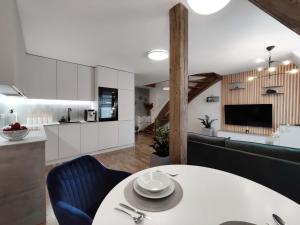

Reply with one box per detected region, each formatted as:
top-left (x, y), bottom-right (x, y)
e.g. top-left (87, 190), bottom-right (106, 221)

top-left (147, 49), bottom-right (169, 61)
top-left (255, 46), bottom-right (294, 78)
top-left (187, 0), bottom-right (231, 15)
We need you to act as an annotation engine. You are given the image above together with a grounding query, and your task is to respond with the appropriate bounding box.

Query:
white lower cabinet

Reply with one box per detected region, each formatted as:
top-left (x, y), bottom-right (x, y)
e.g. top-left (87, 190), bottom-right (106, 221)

top-left (118, 121), bottom-right (134, 146)
top-left (45, 121), bottom-right (134, 164)
top-left (45, 125), bottom-right (59, 162)
top-left (81, 123), bottom-right (99, 154)
top-left (98, 122), bottom-right (118, 149)
top-left (59, 124), bottom-right (81, 159)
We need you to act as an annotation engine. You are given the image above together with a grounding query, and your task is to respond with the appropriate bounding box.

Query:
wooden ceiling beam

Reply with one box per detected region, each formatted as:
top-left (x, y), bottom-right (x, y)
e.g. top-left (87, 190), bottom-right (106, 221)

top-left (248, 0), bottom-right (300, 35)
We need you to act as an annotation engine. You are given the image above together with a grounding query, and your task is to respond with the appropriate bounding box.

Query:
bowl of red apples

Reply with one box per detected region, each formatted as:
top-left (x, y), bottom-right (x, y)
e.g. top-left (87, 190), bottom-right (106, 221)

top-left (0, 123), bottom-right (29, 141)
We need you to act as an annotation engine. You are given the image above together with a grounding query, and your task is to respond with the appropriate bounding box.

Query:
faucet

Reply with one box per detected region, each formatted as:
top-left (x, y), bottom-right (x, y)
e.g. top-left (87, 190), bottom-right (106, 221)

top-left (67, 108), bottom-right (72, 122)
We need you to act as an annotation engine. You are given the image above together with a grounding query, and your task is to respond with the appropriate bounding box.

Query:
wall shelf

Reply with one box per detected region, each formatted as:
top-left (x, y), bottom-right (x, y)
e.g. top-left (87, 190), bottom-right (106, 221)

top-left (262, 86), bottom-right (284, 95)
top-left (229, 82), bottom-right (245, 90)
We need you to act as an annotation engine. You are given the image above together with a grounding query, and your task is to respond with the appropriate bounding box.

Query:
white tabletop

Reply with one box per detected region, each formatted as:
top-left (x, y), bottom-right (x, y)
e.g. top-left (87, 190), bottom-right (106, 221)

top-left (93, 165), bottom-right (300, 225)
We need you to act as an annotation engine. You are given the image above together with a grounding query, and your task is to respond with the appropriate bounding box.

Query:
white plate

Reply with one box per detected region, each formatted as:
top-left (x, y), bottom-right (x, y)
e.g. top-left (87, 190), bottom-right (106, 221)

top-left (136, 171), bottom-right (171, 193)
top-left (133, 179), bottom-right (175, 199)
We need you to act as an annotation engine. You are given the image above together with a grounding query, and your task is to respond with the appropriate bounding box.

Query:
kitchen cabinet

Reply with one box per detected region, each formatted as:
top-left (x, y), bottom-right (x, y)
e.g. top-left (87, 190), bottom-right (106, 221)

top-left (81, 123), bottom-right (98, 154)
top-left (98, 122), bottom-right (118, 149)
top-left (78, 65), bottom-right (94, 101)
top-left (118, 89), bottom-right (134, 121)
top-left (57, 61), bottom-right (78, 100)
top-left (118, 71), bottom-right (134, 90)
top-left (45, 125), bottom-right (59, 162)
top-left (21, 55), bottom-right (57, 99)
top-left (118, 121), bottom-right (134, 146)
top-left (96, 66), bottom-right (118, 88)
top-left (59, 124), bottom-right (81, 158)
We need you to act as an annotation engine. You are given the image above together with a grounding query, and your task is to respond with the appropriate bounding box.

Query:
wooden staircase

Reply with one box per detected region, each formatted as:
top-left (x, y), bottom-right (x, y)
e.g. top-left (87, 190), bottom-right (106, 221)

top-left (142, 73), bottom-right (222, 135)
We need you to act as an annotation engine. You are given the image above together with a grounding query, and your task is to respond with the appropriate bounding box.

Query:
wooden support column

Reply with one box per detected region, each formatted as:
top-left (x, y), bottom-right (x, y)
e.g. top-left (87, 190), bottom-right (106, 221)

top-left (169, 3), bottom-right (188, 164)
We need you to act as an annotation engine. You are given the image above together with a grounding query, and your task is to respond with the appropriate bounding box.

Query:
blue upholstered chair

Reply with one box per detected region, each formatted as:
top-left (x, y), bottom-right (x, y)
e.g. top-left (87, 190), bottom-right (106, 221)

top-left (47, 155), bottom-right (131, 225)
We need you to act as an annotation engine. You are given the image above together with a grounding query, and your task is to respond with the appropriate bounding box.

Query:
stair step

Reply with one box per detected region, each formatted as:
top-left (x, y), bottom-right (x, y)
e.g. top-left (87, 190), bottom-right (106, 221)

top-left (142, 73), bottom-right (222, 134)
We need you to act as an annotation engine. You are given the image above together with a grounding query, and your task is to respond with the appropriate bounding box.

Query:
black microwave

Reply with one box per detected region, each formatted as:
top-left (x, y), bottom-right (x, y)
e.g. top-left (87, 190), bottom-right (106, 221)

top-left (98, 87), bottom-right (118, 121)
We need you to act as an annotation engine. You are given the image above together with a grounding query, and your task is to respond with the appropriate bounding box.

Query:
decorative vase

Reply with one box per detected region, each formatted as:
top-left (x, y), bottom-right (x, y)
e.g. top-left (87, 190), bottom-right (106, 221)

top-left (149, 154), bottom-right (170, 167)
top-left (201, 127), bottom-right (214, 136)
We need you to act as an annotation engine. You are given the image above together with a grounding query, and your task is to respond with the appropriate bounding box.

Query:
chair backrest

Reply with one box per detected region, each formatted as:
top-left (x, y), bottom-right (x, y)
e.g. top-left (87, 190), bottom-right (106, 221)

top-left (47, 155), bottom-right (111, 218)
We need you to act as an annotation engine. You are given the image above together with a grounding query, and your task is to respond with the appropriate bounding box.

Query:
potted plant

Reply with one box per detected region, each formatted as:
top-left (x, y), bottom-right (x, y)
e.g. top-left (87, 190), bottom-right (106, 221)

top-left (149, 120), bottom-right (170, 167)
top-left (144, 103), bottom-right (153, 116)
top-left (198, 115), bottom-right (218, 136)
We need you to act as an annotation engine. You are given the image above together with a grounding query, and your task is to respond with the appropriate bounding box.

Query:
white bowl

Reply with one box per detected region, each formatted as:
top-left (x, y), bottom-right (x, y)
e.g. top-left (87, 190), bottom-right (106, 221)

top-left (133, 179), bottom-right (175, 199)
top-left (136, 171), bottom-right (171, 193)
top-left (0, 129), bottom-right (30, 141)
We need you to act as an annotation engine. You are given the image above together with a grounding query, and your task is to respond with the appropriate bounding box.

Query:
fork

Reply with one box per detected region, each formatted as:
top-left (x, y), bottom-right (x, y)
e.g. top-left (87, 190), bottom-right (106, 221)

top-left (114, 207), bottom-right (144, 224)
top-left (119, 203), bottom-right (152, 220)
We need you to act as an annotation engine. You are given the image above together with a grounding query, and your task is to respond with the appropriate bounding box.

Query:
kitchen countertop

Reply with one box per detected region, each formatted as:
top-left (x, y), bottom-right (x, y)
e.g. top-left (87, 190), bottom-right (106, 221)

top-left (42, 121), bottom-right (99, 126)
top-left (0, 125), bottom-right (47, 147)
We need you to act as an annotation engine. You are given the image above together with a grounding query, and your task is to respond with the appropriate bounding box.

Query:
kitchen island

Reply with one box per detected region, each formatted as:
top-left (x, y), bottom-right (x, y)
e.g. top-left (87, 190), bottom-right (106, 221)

top-left (0, 126), bottom-right (47, 225)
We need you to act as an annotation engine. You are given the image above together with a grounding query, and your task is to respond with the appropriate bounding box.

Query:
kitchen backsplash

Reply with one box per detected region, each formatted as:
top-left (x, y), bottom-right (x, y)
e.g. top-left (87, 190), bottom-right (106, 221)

top-left (0, 97), bottom-right (95, 126)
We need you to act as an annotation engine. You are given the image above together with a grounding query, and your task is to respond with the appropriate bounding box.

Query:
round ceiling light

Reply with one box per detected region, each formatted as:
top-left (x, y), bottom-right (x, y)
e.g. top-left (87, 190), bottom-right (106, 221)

top-left (187, 0), bottom-right (231, 15)
top-left (147, 49), bottom-right (169, 61)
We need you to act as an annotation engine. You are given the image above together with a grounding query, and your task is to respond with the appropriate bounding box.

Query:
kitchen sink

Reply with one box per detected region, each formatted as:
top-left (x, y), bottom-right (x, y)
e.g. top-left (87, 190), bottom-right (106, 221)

top-left (59, 121), bottom-right (81, 124)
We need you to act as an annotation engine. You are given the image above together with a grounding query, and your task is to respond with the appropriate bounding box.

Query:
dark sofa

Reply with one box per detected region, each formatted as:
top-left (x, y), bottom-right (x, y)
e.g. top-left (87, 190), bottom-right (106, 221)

top-left (187, 132), bottom-right (300, 204)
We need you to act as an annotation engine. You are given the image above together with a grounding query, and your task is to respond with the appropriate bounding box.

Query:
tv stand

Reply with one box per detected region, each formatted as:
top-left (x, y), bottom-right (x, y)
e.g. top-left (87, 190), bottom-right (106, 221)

top-left (217, 130), bottom-right (269, 144)
top-left (217, 126), bottom-right (300, 148)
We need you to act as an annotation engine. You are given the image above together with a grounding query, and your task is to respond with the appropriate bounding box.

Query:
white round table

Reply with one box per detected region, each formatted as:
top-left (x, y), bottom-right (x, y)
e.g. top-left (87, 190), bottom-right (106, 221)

top-left (93, 165), bottom-right (300, 225)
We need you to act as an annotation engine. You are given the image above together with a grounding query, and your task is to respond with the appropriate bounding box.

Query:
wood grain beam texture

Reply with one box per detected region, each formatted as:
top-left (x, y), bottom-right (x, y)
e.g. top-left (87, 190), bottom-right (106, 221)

top-left (169, 3), bottom-right (188, 164)
top-left (249, 0), bottom-right (300, 35)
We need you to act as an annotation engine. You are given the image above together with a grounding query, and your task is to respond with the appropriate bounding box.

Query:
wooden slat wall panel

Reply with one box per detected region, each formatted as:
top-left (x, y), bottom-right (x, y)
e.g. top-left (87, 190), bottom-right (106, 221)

top-left (221, 64), bottom-right (300, 135)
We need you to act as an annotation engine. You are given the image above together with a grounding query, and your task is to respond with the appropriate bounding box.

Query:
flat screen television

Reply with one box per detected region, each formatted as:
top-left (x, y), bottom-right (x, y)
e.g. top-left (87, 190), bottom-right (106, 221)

top-left (225, 104), bottom-right (272, 128)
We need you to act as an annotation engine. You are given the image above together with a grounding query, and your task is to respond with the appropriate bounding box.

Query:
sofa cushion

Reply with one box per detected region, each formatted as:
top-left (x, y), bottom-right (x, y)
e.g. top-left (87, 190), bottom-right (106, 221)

top-left (225, 140), bottom-right (300, 163)
top-left (188, 132), bottom-right (228, 147)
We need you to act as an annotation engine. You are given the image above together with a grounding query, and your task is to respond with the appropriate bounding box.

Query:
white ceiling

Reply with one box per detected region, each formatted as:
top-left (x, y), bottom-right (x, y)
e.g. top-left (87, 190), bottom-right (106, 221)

top-left (17, 0), bottom-right (300, 86)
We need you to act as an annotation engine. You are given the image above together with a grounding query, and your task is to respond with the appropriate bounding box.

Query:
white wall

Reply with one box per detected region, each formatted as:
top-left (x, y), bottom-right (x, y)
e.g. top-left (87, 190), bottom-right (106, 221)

top-left (0, 0), bottom-right (26, 85)
top-left (149, 81), bottom-right (222, 133)
top-left (188, 82), bottom-right (221, 134)
top-left (149, 81), bottom-right (169, 122)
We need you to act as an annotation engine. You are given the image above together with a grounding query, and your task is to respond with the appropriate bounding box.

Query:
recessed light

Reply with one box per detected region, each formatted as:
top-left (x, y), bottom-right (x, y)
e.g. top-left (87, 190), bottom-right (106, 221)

top-left (147, 49), bottom-right (168, 61)
top-left (282, 60), bottom-right (291, 65)
top-left (187, 0), bottom-right (231, 15)
top-left (163, 87), bottom-right (170, 91)
top-left (288, 69), bottom-right (299, 74)
top-left (255, 58), bottom-right (265, 63)
top-left (268, 67), bottom-right (276, 72)
top-left (257, 67), bottom-right (263, 72)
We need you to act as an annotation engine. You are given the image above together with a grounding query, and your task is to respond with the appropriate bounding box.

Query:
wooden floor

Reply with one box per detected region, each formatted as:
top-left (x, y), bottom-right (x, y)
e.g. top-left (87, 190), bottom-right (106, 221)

top-left (45, 134), bottom-right (153, 225)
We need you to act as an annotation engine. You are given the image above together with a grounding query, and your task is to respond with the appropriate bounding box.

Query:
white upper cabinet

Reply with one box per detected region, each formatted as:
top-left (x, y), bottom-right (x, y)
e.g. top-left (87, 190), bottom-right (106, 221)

top-left (96, 66), bottom-right (118, 88)
top-left (78, 65), bottom-right (94, 101)
top-left (81, 123), bottom-right (98, 154)
top-left (118, 89), bottom-right (134, 121)
top-left (118, 71), bottom-right (134, 90)
top-left (21, 55), bottom-right (57, 99)
top-left (57, 61), bottom-right (78, 100)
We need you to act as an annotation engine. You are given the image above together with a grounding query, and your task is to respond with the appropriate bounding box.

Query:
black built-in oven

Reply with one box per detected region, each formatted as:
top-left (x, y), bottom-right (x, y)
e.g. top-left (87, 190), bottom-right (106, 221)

top-left (98, 87), bottom-right (118, 121)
